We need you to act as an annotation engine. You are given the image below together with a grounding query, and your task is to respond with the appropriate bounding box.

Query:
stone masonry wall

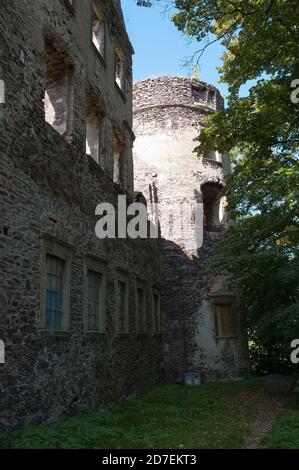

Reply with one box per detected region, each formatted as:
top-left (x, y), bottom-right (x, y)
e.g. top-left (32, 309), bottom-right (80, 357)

top-left (0, 0), bottom-right (163, 429)
top-left (133, 77), bottom-right (249, 382)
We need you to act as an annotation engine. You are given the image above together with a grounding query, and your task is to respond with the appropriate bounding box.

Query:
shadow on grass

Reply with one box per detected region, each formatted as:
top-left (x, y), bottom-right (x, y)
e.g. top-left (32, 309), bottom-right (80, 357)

top-left (0, 379), bottom-right (262, 449)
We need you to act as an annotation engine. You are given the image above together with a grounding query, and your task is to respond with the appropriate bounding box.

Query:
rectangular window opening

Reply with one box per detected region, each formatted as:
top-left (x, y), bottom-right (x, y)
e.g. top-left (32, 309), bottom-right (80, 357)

top-left (0, 77), bottom-right (4, 120)
top-left (214, 303), bottom-right (236, 337)
top-left (117, 280), bottom-right (128, 334)
top-left (136, 287), bottom-right (146, 333)
top-left (86, 90), bottom-right (104, 163)
top-left (44, 40), bottom-right (73, 139)
top-left (115, 49), bottom-right (125, 92)
top-left (92, 2), bottom-right (106, 58)
top-left (87, 270), bottom-right (103, 331)
top-left (113, 131), bottom-right (125, 185)
top-left (45, 255), bottom-right (65, 330)
top-left (153, 292), bottom-right (161, 334)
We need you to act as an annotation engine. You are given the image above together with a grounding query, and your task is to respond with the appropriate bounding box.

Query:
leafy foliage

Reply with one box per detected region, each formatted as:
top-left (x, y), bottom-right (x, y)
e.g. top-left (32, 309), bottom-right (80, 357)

top-left (137, 0), bottom-right (299, 374)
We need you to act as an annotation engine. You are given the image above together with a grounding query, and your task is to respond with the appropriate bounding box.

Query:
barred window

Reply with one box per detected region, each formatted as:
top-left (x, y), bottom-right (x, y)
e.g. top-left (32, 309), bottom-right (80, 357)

top-left (117, 280), bottom-right (128, 333)
top-left (153, 291), bottom-right (161, 334)
top-left (87, 270), bottom-right (103, 331)
top-left (136, 287), bottom-right (146, 333)
top-left (46, 255), bottom-right (65, 330)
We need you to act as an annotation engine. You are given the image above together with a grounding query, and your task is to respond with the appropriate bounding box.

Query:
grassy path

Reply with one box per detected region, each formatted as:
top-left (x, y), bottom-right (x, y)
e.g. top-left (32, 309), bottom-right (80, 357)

top-left (0, 377), bottom-right (296, 449)
top-left (243, 376), bottom-right (292, 449)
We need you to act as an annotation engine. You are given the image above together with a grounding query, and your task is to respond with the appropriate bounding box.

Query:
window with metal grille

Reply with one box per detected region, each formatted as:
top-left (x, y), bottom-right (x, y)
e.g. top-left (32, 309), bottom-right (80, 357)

top-left (214, 303), bottom-right (236, 337)
top-left (46, 255), bottom-right (65, 330)
top-left (87, 270), bottom-right (103, 331)
top-left (117, 280), bottom-right (128, 333)
top-left (136, 287), bottom-right (146, 333)
top-left (153, 292), bottom-right (161, 334)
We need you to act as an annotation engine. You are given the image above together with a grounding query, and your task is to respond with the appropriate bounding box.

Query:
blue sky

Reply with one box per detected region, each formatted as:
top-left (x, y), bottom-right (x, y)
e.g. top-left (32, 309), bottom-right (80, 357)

top-left (122, 1), bottom-right (229, 98)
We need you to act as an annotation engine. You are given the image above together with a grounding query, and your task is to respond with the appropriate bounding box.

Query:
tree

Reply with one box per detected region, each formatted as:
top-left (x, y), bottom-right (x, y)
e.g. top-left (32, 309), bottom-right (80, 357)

top-left (137, 0), bottom-right (299, 373)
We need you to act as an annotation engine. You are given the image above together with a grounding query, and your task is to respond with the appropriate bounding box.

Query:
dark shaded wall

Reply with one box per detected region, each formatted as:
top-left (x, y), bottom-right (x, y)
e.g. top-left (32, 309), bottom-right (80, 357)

top-left (0, 0), bottom-right (162, 429)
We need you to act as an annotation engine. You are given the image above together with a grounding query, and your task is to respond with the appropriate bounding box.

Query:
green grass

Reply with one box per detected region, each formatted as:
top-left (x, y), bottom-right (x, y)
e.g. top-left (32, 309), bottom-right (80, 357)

top-left (0, 380), bottom-right (261, 449)
top-left (262, 394), bottom-right (299, 449)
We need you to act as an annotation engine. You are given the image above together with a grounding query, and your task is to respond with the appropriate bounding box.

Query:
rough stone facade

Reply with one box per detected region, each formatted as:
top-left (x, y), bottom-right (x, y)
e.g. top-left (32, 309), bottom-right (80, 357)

top-left (133, 77), bottom-right (249, 382)
top-left (0, 0), bottom-right (163, 429)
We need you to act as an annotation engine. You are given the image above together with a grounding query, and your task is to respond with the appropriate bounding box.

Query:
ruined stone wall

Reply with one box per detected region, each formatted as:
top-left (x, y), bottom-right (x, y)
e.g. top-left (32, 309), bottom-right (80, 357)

top-left (0, 0), bottom-right (163, 429)
top-left (133, 77), bottom-right (249, 382)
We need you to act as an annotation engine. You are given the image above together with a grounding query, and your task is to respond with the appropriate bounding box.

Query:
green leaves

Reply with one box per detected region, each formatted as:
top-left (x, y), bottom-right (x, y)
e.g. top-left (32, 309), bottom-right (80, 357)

top-left (136, 0), bottom-right (299, 372)
top-left (166, 0), bottom-right (299, 373)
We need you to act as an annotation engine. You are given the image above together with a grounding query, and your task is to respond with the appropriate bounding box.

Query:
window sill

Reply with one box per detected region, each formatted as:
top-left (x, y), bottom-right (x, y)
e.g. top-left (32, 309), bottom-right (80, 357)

top-left (205, 226), bottom-right (225, 234)
top-left (115, 332), bottom-right (130, 337)
top-left (39, 329), bottom-right (72, 338)
top-left (202, 158), bottom-right (223, 168)
top-left (91, 43), bottom-right (106, 68)
top-left (215, 335), bottom-right (238, 340)
top-left (85, 331), bottom-right (106, 337)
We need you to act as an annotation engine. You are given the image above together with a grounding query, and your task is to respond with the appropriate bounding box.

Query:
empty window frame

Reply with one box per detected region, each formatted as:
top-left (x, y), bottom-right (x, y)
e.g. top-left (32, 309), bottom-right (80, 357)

top-left (213, 300), bottom-right (236, 338)
top-left (92, 2), bottom-right (106, 59)
top-left (44, 39), bottom-right (73, 138)
top-left (152, 290), bottom-right (161, 334)
top-left (116, 274), bottom-right (129, 334)
top-left (136, 284), bottom-right (146, 333)
top-left (207, 149), bottom-right (217, 161)
top-left (0, 73), bottom-right (4, 120)
top-left (113, 130), bottom-right (125, 186)
top-left (40, 236), bottom-right (73, 331)
top-left (115, 48), bottom-right (125, 91)
top-left (201, 182), bottom-right (223, 232)
top-left (86, 88), bottom-right (104, 163)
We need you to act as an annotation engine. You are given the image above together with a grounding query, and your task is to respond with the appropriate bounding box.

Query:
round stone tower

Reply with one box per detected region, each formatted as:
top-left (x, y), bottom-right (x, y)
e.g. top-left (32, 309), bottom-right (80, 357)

top-left (133, 77), bottom-right (249, 382)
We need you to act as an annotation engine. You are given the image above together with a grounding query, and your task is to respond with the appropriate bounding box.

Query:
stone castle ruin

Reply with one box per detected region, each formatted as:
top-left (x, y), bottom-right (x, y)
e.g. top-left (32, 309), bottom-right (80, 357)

top-left (0, 1), bottom-right (248, 429)
top-left (133, 77), bottom-right (249, 381)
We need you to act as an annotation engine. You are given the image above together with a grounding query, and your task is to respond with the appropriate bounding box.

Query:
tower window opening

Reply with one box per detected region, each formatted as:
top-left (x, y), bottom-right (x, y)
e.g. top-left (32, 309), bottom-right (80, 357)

top-left (207, 149), bottom-right (217, 161)
top-left (44, 39), bottom-right (73, 139)
top-left (201, 182), bottom-right (223, 232)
